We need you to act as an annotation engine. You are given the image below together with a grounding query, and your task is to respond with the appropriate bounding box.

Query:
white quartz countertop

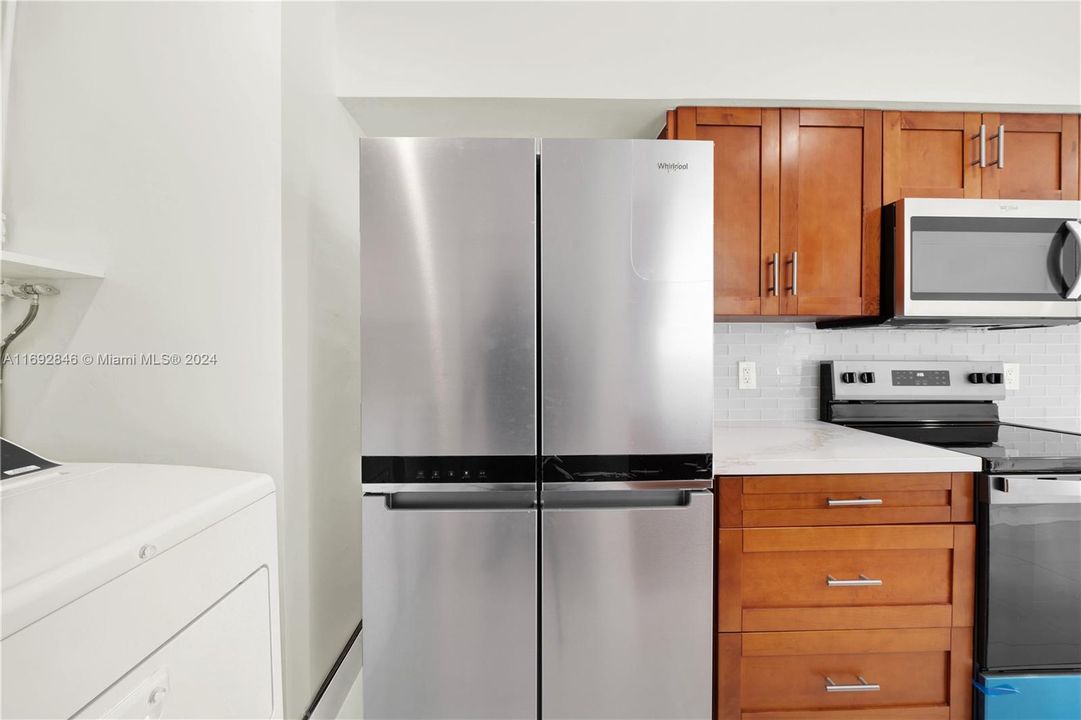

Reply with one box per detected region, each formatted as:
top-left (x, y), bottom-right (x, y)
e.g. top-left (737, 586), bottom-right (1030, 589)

top-left (713, 420), bottom-right (983, 475)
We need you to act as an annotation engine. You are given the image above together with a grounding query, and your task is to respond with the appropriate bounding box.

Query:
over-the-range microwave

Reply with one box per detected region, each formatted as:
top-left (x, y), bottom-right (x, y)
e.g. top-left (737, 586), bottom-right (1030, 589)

top-left (822, 198), bottom-right (1081, 330)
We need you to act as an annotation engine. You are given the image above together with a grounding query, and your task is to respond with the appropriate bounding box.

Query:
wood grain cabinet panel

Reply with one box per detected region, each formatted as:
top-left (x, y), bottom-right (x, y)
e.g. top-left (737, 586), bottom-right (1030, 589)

top-left (672, 107), bottom-right (781, 316)
top-left (980, 113), bottom-right (1080, 200)
top-left (780, 109), bottom-right (882, 317)
top-left (718, 524), bottom-right (975, 633)
top-left (718, 473), bottom-right (974, 528)
top-left (883, 111), bottom-right (983, 203)
top-left (717, 628), bottom-right (972, 720)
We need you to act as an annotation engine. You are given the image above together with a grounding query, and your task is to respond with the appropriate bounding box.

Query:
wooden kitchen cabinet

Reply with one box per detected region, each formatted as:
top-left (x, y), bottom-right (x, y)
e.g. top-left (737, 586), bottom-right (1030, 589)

top-left (665, 107), bottom-right (880, 319)
top-left (717, 627), bottom-right (973, 720)
top-left (883, 111), bottom-right (984, 203)
top-left (780, 109), bottom-right (883, 317)
top-left (713, 471), bottom-right (975, 720)
top-left (667, 107), bottom-right (781, 316)
top-left (980, 113), bottom-right (1079, 200)
top-left (717, 523), bottom-right (975, 633)
top-left (884, 111), bottom-right (1079, 202)
top-left (718, 473), bottom-right (974, 527)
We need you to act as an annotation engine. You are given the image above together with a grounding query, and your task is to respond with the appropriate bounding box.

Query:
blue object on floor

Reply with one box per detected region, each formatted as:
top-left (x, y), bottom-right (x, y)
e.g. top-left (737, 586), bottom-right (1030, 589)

top-left (975, 672), bottom-right (1081, 720)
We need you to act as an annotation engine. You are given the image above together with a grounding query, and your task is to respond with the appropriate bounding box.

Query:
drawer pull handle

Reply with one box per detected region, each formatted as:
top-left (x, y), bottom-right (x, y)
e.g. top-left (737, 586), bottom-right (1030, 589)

top-left (825, 675), bottom-right (880, 693)
top-left (827, 574), bottom-right (883, 587)
top-left (826, 496), bottom-right (883, 507)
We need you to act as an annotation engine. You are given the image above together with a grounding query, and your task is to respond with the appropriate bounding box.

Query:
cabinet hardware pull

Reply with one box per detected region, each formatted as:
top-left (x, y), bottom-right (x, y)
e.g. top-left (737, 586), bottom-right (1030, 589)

top-left (826, 496), bottom-right (882, 507)
top-left (786, 252), bottom-right (798, 296)
top-left (972, 124), bottom-right (987, 167)
top-left (827, 574), bottom-right (883, 587)
top-left (767, 252), bottom-right (779, 296)
top-left (1064, 221), bottom-right (1081, 300)
top-left (988, 124), bottom-right (1005, 169)
top-left (825, 675), bottom-right (880, 693)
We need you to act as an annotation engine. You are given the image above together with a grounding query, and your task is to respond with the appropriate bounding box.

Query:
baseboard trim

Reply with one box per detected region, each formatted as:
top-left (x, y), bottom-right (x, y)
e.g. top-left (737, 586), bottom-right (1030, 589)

top-left (304, 620), bottom-right (363, 720)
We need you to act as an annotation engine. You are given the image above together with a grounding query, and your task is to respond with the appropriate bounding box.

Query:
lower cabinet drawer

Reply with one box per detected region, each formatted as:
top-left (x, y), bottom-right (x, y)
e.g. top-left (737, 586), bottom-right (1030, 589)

top-left (717, 474), bottom-right (974, 528)
top-left (718, 524), bottom-right (975, 632)
top-left (717, 628), bottom-right (972, 720)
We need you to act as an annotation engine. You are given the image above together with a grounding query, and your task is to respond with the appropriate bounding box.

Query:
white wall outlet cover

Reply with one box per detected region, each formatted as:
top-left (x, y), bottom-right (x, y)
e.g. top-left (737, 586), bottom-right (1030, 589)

top-left (1003, 363), bottom-right (1020, 390)
top-left (738, 360), bottom-right (757, 390)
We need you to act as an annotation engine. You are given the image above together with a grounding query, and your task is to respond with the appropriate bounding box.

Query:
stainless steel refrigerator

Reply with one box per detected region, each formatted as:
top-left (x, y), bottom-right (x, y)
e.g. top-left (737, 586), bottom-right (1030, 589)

top-left (360, 138), bottom-right (714, 720)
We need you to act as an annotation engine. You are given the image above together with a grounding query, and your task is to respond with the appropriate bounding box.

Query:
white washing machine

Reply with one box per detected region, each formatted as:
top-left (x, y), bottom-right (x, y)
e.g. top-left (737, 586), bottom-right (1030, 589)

top-left (0, 440), bottom-right (284, 719)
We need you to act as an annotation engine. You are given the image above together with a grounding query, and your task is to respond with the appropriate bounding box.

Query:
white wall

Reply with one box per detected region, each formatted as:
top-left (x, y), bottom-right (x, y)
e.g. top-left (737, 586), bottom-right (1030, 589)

top-left (714, 323), bottom-right (1081, 432)
top-left (335, 1), bottom-right (1081, 105)
top-left (3, 1), bottom-right (283, 474)
top-left (3, 3), bottom-right (360, 718)
top-left (281, 0), bottom-right (364, 712)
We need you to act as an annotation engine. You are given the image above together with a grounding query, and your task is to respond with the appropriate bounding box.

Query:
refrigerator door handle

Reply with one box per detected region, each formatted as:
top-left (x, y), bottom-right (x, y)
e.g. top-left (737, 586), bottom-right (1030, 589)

top-left (542, 488), bottom-right (709, 510)
top-left (380, 491), bottom-right (537, 512)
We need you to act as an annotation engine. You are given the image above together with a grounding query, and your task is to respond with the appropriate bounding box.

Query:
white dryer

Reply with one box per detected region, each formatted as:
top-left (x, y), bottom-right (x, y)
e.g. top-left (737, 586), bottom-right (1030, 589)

top-left (0, 440), bottom-right (283, 719)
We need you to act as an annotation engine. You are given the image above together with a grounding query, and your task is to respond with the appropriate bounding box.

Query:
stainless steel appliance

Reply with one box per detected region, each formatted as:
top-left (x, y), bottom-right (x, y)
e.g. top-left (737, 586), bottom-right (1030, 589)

top-left (821, 198), bottom-right (1081, 329)
top-left (360, 138), bottom-right (714, 720)
top-left (820, 360), bottom-right (1081, 720)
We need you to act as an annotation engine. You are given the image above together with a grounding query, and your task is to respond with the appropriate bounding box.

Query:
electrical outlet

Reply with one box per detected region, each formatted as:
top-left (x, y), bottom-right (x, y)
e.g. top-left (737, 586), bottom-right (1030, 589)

top-left (1003, 363), bottom-right (1020, 390)
top-left (738, 361), bottom-right (757, 390)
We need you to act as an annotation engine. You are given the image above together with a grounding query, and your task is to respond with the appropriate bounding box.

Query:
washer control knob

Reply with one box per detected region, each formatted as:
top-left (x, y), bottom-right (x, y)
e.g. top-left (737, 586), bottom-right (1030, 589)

top-left (858, 372), bottom-right (875, 384)
top-left (968, 373), bottom-right (986, 384)
top-left (840, 372), bottom-right (857, 384)
top-left (986, 372), bottom-right (1004, 385)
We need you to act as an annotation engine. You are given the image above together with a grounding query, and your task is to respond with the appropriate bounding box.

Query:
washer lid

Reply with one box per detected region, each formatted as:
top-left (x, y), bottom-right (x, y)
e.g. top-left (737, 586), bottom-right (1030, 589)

top-left (1, 462), bottom-right (274, 637)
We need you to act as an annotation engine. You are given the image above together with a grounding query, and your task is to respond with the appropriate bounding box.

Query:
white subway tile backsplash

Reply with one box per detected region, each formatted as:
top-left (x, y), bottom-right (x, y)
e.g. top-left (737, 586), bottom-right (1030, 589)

top-left (714, 322), bottom-right (1081, 431)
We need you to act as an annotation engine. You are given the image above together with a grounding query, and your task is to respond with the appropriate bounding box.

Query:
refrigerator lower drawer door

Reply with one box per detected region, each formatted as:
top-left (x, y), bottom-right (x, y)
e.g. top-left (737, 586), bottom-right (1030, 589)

top-left (976, 672), bottom-right (1081, 720)
top-left (541, 489), bottom-right (713, 719)
top-left (362, 494), bottom-right (537, 720)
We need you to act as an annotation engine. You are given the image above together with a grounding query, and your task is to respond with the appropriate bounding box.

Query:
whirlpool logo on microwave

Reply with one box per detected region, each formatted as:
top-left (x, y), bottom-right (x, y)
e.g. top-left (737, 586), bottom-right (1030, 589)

top-left (657, 162), bottom-right (689, 173)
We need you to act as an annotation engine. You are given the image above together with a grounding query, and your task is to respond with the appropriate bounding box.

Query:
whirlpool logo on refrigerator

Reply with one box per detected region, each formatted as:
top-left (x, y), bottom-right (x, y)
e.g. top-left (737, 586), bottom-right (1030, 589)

top-left (656, 162), bottom-right (689, 173)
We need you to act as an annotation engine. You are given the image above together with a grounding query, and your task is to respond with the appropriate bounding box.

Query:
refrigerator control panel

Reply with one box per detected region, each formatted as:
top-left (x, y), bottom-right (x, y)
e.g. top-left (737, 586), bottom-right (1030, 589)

top-left (362, 455), bottom-right (536, 485)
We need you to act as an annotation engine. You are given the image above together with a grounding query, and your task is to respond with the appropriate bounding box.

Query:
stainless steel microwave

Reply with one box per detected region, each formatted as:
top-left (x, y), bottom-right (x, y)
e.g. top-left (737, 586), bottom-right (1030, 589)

top-left (822, 198), bottom-right (1081, 329)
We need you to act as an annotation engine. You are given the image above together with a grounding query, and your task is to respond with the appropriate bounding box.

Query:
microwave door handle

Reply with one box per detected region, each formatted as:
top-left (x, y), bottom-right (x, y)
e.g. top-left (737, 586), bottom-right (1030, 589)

top-left (1063, 221), bottom-right (1081, 299)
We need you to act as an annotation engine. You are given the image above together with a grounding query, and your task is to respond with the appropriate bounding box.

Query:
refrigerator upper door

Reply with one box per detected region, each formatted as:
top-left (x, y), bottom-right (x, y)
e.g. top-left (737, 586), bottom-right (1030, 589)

top-left (362, 494), bottom-right (537, 720)
top-left (541, 489), bottom-right (713, 719)
top-left (360, 138), bottom-right (537, 458)
top-left (540, 139), bottom-right (713, 474)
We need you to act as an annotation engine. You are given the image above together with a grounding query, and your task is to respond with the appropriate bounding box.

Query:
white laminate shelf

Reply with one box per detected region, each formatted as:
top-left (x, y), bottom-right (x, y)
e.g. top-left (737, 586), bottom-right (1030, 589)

top-left (1, 250), bottom-right (105, 281)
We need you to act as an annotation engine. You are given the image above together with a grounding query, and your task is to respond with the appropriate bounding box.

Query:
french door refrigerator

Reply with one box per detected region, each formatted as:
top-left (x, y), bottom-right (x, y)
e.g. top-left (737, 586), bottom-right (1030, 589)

top-left (361, 138), bottom-right (713, 720)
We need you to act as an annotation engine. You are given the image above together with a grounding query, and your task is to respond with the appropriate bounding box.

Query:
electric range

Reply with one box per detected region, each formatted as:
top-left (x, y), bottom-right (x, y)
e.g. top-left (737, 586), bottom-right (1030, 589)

top-left (820, 360), bottom-right (1081, 720)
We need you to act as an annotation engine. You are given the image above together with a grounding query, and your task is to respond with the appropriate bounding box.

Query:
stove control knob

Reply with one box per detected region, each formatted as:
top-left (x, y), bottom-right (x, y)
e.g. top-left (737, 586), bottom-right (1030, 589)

top-left (968, 373), bottom-right (985, 384)
top-left (858, 372), bottom-right (875, 384)
top-left (840, 372), bottom-right (857, 384)
top-left (986, 372), bottom-right (1004, 385)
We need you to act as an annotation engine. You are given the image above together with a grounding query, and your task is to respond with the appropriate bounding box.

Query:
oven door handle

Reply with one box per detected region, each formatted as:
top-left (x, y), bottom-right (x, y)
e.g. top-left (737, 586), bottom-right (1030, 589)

top-left (1063, 220), bottom-right (1081, 300)
top-left (988, 475), bottom-right (1081, 505)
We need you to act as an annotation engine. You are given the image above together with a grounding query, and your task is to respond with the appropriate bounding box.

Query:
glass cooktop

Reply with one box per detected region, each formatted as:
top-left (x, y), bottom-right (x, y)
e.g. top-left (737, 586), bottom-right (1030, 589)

top-left (854, 423), bottom-right (1081, 474)
top-left (942, 423), bottom-right (1081, 474)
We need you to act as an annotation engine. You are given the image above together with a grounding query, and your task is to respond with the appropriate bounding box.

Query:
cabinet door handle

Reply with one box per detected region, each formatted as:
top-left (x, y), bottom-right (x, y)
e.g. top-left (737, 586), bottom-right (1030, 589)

top-left (826, 496), bottom-right (883, 507)
top-left (1063, 221), bottom-right (1081, 300)
top-left (827, 574), bottom-right (883, 587)
top-left (767, 252), bottom-right (779, 296)
top-left (825, 676), bottom-right (880, 693)
top-left (972, 124), bottom-right (987, 167)
top-left (786, 252), bottom-right (798, 296)
top-left (988, 124), bottom-right (1005, 169)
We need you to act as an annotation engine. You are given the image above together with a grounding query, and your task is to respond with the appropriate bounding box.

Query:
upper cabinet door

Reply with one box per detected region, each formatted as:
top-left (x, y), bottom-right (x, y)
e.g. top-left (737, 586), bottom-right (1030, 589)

top-left (883, 111), bottom-right (983, 203)
top-left (780, 109), bottom-right (882, 317)
top-left (674, 107), bottom-right (781, 316)
top-left (980, 113), bottom-right (1080, 200)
